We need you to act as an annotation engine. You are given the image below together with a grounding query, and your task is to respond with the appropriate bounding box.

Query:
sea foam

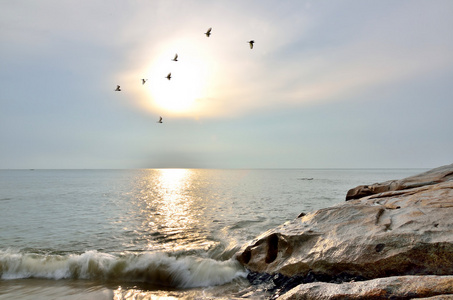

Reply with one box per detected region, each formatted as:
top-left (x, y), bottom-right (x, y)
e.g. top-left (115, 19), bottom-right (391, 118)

top-left (0, 249), bottom-right (247, 288)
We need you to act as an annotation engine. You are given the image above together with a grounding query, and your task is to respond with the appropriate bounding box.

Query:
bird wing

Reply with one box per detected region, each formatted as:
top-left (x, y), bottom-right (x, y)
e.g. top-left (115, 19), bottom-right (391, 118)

top-left (174, 54), bottom-right (178, 60)
top-left (207, 27), bottom-right (212, 33)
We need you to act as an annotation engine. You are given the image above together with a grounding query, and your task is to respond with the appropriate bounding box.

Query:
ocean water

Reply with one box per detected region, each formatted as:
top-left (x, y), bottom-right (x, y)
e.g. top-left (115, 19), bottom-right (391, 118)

top-left (0, 168), bottom-right (426, 299)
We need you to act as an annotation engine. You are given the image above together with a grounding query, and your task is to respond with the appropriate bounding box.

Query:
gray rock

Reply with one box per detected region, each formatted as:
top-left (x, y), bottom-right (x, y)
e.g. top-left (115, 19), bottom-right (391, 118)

top-left (417, 296), bottom-right (453, 300)
top-left (346, 163), bottom-right (453, 200)
top-left (277, 275), bottom-right (453, 300)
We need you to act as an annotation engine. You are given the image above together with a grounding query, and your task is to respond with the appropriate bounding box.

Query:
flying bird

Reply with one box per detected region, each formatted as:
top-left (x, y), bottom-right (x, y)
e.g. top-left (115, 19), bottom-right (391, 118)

top-left (172, 54), bottom-right (178, 61)
top-left (115, 85), bottom-right (121, 91)
top-left (248, 40), bottom-right (255, 49)
top-left (166, 73), bottom-right (172, 80)
top-left (157, 116), bottom-right (163, 123)
top-left (205, 27), bottom-right (212, 37)
top-left (142, 79), bottom-right (148, 85)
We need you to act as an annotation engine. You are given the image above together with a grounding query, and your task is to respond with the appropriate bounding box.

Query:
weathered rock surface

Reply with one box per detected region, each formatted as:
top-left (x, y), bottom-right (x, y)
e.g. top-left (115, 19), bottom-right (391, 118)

top-left (277, 275), bottom-right (453, 300)
top-left (346, 164), bottom-right (453, 200)
top-left (236, 163), bottom-right (453, 280)
top-left (418, 296), bottom-right (453, 300)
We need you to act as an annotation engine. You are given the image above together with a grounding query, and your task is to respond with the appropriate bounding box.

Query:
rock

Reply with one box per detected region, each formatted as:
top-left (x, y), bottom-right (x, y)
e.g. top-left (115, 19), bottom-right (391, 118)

top-left (246, 271), bottom-right (368, 299)
top-left (277, 275), bottom-right (453, 300)
top-left (236, 164), bottom-right (453, 280)
top-left (346, 164), bottom-right (453, 200)
top-left (417, 296), bottom-right (453, 300)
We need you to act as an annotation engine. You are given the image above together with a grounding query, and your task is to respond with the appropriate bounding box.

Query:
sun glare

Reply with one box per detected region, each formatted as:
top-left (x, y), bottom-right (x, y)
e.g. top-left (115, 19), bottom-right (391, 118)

top-left (143, 44), bottom-right (212, 115)
top-left (157, 168), bottom-right (191, 191)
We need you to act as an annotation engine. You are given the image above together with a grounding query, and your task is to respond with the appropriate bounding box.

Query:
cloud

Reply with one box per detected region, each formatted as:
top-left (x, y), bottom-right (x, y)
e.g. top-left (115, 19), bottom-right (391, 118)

top-left (99, 0), bottom-right (453, 120)
top-left (1, 0), bottom-right (452, 169)
top-left (208, 0), bottom-right (453, 115)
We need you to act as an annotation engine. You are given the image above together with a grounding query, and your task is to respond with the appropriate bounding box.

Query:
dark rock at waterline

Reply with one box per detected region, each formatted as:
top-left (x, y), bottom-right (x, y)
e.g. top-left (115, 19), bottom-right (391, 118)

top-left (236, 163), bottom-right (453, 299)
top-left (247, 271), bottom-right (367, 299)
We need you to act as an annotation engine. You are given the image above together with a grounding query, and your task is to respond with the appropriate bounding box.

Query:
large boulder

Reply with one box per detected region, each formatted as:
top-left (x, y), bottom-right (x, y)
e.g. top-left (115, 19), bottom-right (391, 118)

top-left (346, 164), bottom-right (453, 200)
top-left (236, 164), bottom-right (453, 279)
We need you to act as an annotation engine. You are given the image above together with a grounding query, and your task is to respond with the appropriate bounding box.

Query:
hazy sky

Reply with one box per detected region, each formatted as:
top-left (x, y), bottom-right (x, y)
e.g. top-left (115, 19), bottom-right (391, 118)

top-left (1, 0), bottom-right (452, 169)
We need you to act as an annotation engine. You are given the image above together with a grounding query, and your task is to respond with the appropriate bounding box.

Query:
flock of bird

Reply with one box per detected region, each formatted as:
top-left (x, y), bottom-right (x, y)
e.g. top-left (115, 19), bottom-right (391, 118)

top-left (114, 27), bottom-right (255, 124)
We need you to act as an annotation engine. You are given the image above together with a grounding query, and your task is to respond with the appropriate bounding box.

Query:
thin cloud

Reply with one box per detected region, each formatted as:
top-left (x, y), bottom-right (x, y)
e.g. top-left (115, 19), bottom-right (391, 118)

top-left (1, 0), bottom-right (452, 169)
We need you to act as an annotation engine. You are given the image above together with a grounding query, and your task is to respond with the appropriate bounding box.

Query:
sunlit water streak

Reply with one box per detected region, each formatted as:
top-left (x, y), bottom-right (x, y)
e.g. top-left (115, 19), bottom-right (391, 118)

top-left (0, 168), bottom-right (425, 299)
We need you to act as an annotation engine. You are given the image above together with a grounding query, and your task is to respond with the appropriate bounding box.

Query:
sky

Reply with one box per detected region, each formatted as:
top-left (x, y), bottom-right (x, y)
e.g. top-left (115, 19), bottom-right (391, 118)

top-left (1, 0), bottom-right (452, 169)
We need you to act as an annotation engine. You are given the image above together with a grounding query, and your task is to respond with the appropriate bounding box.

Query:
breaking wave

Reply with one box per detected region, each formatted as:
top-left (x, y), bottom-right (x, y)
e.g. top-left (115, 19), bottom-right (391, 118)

top-left (0, 249), bottom-right (247, 288)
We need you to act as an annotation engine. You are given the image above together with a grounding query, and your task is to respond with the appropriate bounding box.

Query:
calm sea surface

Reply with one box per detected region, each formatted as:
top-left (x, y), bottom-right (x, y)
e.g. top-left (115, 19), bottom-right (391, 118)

top-left (0, 169), bottom-right (426, 299)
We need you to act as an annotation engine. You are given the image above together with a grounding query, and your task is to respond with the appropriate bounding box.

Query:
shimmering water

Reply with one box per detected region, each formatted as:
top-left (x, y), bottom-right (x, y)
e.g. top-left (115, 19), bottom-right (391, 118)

top-left (0, 169), bottom-right (425, 299)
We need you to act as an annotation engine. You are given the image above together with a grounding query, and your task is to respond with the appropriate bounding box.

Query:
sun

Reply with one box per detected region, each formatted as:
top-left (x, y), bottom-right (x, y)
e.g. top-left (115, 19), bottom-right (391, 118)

top-left (143, 45), bottom-right (212, 115)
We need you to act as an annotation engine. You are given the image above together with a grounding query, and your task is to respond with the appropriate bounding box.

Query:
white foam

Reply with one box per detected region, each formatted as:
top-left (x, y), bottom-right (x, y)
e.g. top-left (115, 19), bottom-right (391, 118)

top-left (176, 256), bottom-right (248, 288)
top-left (0, 249), bottom-right (70, 280)
top-left (0, 249), bottom-right (247, 288)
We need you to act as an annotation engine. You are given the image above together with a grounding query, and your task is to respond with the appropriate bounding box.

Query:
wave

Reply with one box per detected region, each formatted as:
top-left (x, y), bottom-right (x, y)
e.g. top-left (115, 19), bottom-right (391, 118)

top-left (0, 249), bottom-right (247, 288)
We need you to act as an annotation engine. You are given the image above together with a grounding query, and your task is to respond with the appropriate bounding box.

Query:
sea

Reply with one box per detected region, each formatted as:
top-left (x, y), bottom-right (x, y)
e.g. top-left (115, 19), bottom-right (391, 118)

top-left (0, 168), bottom-right (426, 299)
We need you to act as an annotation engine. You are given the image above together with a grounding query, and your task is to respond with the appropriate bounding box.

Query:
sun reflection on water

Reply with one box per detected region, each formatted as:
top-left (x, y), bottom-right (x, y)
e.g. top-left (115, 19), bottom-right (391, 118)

top-left (131, 169), bottom-right (214, 253)
top-left (155, 169), bottom-right (192, 229)
top-left (156, 169), bottom-right (190, 198)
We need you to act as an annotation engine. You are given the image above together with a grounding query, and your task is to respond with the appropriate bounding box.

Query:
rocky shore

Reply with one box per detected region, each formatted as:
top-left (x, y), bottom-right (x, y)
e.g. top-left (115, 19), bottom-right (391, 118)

top-left (236, 164), bottom-right (453, 299)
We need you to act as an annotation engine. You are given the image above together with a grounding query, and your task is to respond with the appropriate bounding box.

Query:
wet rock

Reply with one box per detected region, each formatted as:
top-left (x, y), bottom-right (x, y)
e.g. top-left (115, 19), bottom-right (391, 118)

top-left (246, 271), bottom-right (368, 299)
top-left (236, 164), bottom-right (453, 280)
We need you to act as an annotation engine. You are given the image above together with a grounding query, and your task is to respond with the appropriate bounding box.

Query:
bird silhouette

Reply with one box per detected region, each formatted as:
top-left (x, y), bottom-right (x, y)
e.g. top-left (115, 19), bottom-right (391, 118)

top-left (248, 40), bottom-right (255, 49)
top-left (157, 116), bottom-right (163, 123)
top-left (142, 79), bottom-right (148, 85)
top-left (166, 73), bottom-right (172, 80)
top-left (205, 27), bottom-right (212, 37)
top-left (172, 54), bottom-right (178, 61)
top-left (115, 85), bottom-right (121, 91)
